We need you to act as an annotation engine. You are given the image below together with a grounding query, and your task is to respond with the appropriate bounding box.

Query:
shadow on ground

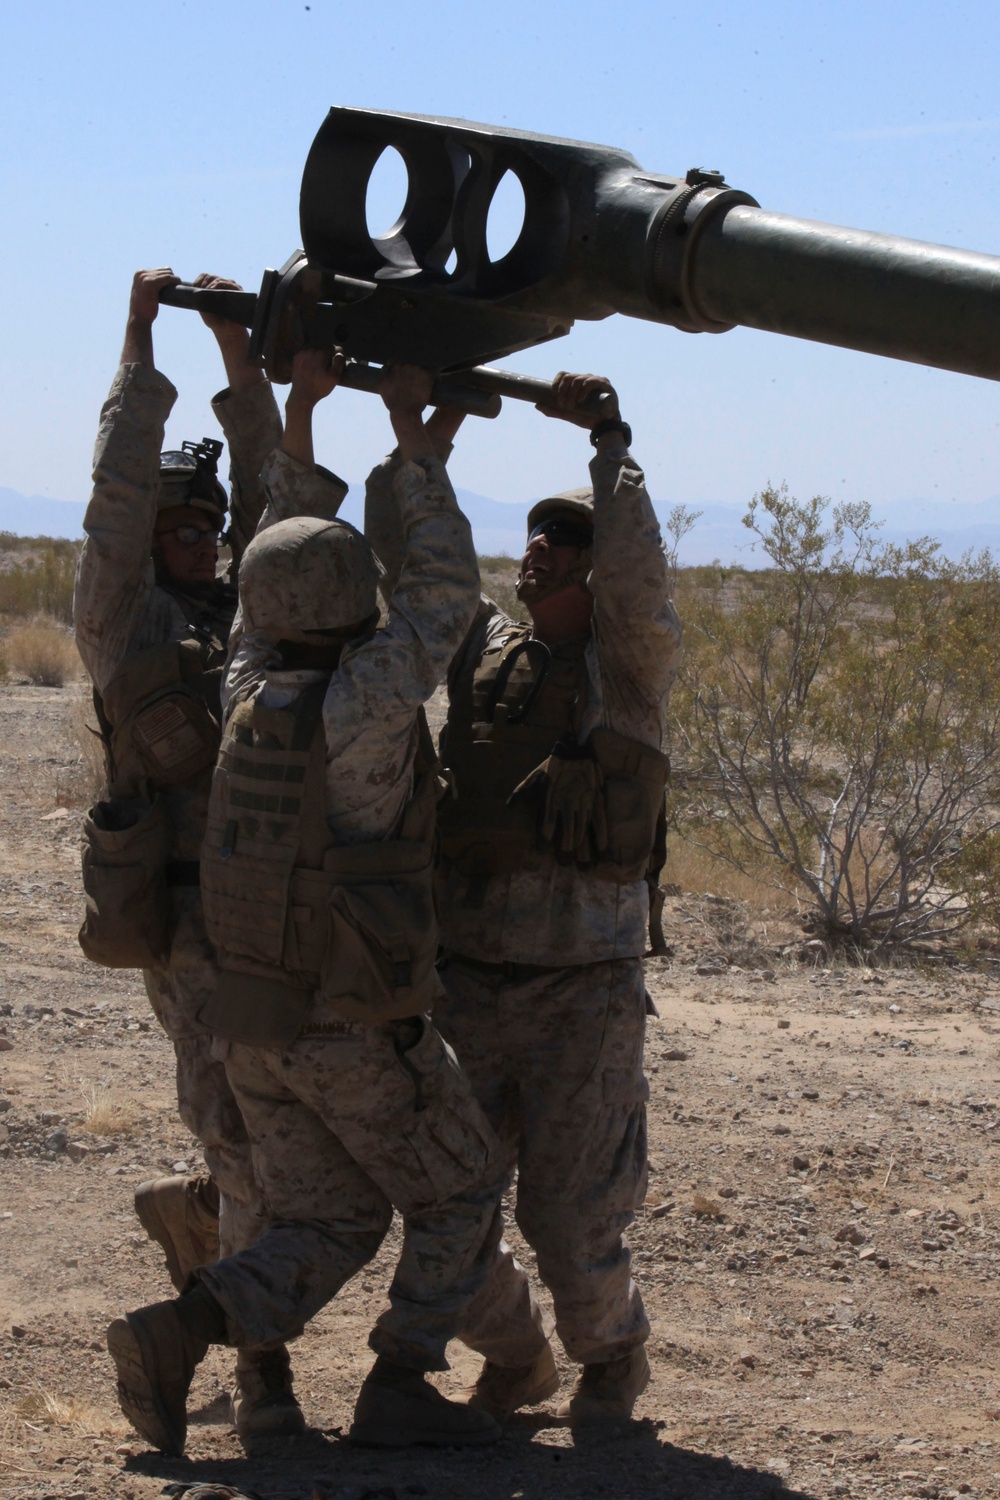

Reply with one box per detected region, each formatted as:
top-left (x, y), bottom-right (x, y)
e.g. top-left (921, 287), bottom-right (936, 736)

top-left (126, 1418), bottom-right (814, 1499)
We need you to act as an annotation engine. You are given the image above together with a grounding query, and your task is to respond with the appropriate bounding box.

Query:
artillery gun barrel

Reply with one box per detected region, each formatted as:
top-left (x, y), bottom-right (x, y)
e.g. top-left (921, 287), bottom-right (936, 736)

top-left (159, 109), bottom-right (1000, 392)
top-left (650, 202), bottom-right (1000, 381)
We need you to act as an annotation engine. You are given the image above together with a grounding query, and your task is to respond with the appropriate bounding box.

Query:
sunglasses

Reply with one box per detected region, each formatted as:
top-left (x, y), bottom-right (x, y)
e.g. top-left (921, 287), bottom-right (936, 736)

top-left (526, 518), bottom-right (593, 550)
top-left (155, 525), bottom-right (222, 548)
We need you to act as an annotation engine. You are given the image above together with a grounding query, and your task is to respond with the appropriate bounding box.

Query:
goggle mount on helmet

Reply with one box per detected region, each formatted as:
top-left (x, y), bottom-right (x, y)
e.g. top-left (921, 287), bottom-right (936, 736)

top-left (179, 437), bottom-right (225, 505)
top-left (157, 436), bottom-right (228, 530)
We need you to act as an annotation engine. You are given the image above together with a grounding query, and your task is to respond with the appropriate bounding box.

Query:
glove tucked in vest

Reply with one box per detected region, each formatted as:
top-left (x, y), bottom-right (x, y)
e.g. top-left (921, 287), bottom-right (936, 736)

top-left (199, 677), bottom-right (443, 1046)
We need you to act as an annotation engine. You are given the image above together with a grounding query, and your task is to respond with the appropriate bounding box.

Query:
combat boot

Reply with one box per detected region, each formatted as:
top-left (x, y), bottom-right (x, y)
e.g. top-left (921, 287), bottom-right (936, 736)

top-left (134, 1173), bottom-right (220, 1291)
top-left (106, 1298), bottom-right (209, 1454)
top-left (349, 1356), bottom-right (501, 1447)
top-left (557, 1345), bottom-right (650, 1430)
top-left (456, 1341), bottom-right (560, 1422)
top-left (231, 1344), bottom-right (306, 1449)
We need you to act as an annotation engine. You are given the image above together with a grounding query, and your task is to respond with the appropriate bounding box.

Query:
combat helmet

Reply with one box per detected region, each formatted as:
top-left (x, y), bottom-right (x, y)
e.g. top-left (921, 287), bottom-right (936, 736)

top-left (525, 486), bottom-right (594, 535)
top-left (516, 487), bottom-right (594, 604)
top-left (239, 515), bottom-right (380, 642)
top-left (157, 437), bottom-right (228, 522)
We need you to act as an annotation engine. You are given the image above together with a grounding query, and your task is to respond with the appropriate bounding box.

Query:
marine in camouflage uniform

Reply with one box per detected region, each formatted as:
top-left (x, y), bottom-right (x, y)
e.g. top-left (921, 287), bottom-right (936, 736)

top-left (105, 354), bottom-right (507, 1457)
top-left (364, 372), bottom-right (683, 1428)
top-left (74, 269), bottom-right (297, 1440)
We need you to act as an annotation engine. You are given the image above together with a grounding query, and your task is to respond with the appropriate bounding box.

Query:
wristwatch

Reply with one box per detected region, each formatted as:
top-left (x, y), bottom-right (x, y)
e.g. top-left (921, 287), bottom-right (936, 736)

top-left (589, 417), bottom-right (632, 448)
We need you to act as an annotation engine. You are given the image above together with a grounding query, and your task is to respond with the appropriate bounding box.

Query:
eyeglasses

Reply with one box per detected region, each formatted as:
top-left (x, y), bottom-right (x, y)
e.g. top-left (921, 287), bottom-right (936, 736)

top-left (526, 518), bottom-right (593, 550)
top-left (155, 525), bottom-right (222, 548)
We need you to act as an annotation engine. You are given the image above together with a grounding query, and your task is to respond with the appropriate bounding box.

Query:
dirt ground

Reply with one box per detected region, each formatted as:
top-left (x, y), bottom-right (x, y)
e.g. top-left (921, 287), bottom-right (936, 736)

top-left (3, 681), bottom-right (1000, 1500)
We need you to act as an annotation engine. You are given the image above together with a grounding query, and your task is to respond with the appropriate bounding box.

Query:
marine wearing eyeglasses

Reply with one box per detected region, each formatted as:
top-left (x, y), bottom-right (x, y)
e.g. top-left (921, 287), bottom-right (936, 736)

top-left (363, 371), bottom-right (683, 1431)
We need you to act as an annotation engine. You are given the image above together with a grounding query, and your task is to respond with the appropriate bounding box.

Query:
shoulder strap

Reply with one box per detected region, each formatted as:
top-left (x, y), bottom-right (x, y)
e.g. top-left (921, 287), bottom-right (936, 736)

top-left (248, 677), bottom-right (330, 751)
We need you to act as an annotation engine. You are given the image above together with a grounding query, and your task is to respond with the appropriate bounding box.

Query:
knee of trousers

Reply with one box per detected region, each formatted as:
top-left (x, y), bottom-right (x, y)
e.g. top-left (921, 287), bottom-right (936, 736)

top-left (173, 1039), bottom-right (250, 1154)
top-left (515, 1191), bottom-right (634, 1264)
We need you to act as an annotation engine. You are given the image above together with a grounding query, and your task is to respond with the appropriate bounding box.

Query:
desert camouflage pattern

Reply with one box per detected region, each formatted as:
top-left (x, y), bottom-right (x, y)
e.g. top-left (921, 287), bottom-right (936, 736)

top-left (366, 441), bottom-right (682, 964)
top-left (441, 954), bottom-right (651, 1364)
top-left (199, 1019), bottom-right (503, 1366)
top-left (366, 436), bottom-right (678, 1369)
top-left (226, 450), bottom-right (478, 845)
top-left (198, 447), bottom-right (506, 1367)
top-left (75, 362), bottom-right (280, 697)
top-left (74, 361), bottom-right (282, 1246)
top-left (143, 889), bottom-right (262, 1256)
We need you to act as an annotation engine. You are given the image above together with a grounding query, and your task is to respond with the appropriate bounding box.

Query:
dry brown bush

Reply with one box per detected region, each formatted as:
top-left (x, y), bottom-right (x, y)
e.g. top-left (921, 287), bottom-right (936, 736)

top-left (81, 1083), bottom-right (140, 1136)
top-left (11, 1378), bottom-right (123, 1435)
top-left (478, 553), bottom-right (525, 622)
top-left (672, 487), bottom-right (1000, 951)
top-left (0, 533), bottom-right (80, 622)
top-left (4, 616), bottom-right (80, 686)
top-left (56, 693), bottom-right (107, 807)
top-left (665, 833), bottom-right (780, 908)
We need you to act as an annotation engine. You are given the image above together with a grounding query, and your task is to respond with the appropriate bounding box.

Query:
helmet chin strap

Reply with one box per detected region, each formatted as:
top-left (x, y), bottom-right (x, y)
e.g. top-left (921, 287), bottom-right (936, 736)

top-left (515, 550), bottom-right (593, 606)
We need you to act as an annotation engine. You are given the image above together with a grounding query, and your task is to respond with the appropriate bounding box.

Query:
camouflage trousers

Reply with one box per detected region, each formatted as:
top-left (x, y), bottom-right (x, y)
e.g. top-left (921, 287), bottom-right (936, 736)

top-left (142, 890), bottom-right (263, 1257)
top-left (196, 1015), bottom-right (505, 1371)
top-left (438, 954), bottom-right (651, 1367)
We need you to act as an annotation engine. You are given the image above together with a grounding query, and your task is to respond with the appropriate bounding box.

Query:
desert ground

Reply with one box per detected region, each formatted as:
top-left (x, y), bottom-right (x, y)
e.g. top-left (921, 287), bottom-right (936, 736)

top-left (3, 677), bottom-right (1000, 1500)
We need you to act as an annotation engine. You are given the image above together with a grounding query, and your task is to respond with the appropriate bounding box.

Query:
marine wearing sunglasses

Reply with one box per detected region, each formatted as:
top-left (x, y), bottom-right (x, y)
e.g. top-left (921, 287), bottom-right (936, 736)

top-left (519, 511), bottom-right (596, 644)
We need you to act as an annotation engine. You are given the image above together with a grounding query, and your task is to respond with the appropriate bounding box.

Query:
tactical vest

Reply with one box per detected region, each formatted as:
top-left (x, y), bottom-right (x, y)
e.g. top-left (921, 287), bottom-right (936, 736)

top-left (78, 613), bottom-right (232, 970)
top-left (438, 625), bottom-right (669, 884)
top-left (199, 677), bottom-right (442, 1046)
top-left (97, 632), bottom-right (227, 793)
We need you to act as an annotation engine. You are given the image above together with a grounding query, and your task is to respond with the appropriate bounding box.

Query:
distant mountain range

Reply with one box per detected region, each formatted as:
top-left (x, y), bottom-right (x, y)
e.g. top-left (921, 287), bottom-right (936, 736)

top-left (3, 484), bottom-right (999, 567)
top-left (0, 482), bottom-right (527, 553)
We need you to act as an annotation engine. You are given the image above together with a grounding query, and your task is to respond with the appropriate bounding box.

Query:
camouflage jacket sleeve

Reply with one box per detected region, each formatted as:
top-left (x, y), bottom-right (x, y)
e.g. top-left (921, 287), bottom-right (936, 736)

top-left (364, 439), bottom-right (455, 601)
top-left (320, 455), bottom-right (481, 841)
top-left (364, 447), bottom-right (407, 600)
top-left (210, 379), bottom-right (283, 568)
top-left (223, 448), bottom-right (349, 714)
top-left (584, 441), bottom-right (683, 746)
top-left (73, 363), bottom-right (177, 690)
top-left (365, 443), bottom-right (498, 684)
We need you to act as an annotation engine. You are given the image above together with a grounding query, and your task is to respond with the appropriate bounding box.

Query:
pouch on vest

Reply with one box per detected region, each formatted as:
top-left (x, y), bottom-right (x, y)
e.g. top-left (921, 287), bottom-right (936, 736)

top-left (78, 793), bottom-right (172, 968)
top-left (589, 726), bottom-right (670, 882)
top-left (316, 770), bottom-right (443, 1023)
top-left (201, 679), bottom-right (443, 1041)
top-left (101, 638), bottom-right (222, 788)
top-left (200, 969), bottom-right (315, 1049)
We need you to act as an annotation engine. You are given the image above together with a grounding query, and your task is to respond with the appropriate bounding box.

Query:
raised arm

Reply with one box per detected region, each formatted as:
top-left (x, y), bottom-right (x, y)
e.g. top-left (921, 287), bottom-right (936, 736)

top-left (536, 372), bottom-right (682, 736)
top-left (321, 369), bottom-right (480, 809)
top-left (75, 269), bottom-right (179, 690)
top-left (196, 273), bottom-right (283, 567)
top-left (364, 404), bottom-right (465, 599)
top-left (224, 347), bottom-right (350, 711)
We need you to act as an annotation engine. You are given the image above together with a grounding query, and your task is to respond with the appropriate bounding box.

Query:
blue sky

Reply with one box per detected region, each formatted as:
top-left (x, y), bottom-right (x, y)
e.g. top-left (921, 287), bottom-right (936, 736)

top-left (3, 0), bottom-right (1000, 533)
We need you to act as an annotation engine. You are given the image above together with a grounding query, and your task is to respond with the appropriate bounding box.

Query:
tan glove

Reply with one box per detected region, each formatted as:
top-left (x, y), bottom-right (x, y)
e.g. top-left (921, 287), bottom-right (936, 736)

top-left (508, 740), bottom-right (608, 862)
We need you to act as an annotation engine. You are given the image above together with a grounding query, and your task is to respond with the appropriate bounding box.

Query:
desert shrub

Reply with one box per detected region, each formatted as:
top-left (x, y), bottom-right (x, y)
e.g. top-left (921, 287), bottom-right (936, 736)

top-left (4, 616), bottom-right (81, 686)
top-left (478, 553), bottom-right (526, 623)
top-left (0, 534), bottom-right (81, 623)
top-left (49, 694), bottom-right (108, 808)
top-left (81, 1083), bottom-right (140, 1136)
top-left (672, 484), bottom-right (1000, 952)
